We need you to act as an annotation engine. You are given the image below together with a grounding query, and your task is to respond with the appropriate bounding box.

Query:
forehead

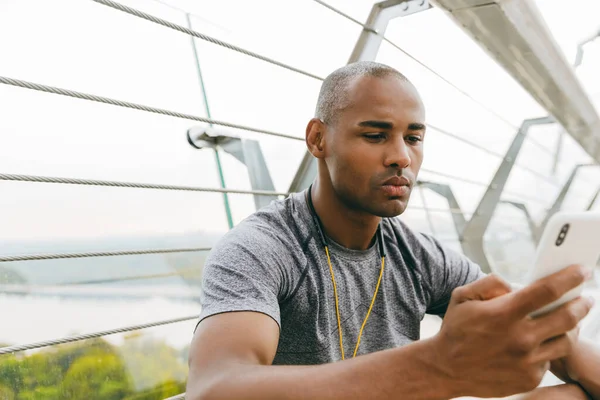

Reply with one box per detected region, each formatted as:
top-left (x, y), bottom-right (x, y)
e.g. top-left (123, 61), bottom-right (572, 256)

top-left (339, 75), bottom-right (425, 124)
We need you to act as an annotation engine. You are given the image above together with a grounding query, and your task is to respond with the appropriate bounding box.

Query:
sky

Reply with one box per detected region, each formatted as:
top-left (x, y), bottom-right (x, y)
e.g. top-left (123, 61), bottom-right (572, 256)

top-left (0, 0), bottom-right (598, 248)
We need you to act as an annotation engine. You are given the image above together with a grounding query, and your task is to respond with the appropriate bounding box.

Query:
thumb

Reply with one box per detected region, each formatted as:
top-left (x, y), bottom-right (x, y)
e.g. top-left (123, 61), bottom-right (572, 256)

top-left (452, 274), bottom-right (512, 304)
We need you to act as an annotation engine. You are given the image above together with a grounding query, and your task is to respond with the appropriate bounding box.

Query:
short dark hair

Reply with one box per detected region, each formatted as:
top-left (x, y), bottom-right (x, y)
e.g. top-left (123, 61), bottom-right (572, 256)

top-left (315, 61), bottom-right (410, 125)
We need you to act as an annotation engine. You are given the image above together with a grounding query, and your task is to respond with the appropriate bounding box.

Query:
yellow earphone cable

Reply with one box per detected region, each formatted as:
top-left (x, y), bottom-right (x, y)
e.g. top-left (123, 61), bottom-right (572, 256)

top-left (325, 245), bottom-right (386, 360)
top-left (353, 255), bottom-right (386, 358)
top-left (325, 246), bottom-right (346, 360)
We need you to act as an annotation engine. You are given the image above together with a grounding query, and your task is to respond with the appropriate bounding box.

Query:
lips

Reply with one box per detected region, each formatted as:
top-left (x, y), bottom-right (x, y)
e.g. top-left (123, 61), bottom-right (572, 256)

top-left (381, 176), bottom-right (412, 197)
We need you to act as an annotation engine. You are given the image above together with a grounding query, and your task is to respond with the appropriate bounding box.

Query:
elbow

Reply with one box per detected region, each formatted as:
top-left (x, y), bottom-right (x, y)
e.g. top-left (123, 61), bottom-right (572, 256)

top-left (186, 365), bottom-right (231, 400)
top-left (185, 371), bottom-right (220, 400)
top-left (186, 379), bottom-right (217, 400)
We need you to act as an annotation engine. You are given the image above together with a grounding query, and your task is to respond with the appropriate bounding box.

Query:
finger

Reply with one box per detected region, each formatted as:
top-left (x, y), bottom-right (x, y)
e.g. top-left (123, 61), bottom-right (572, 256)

top-left (530, 296), bottom-right (593, 342)
top-left (508, 264), bottom-right (589, 318)
top-left (451, 274), bottom-right (512, 304)
top-left (532, 334), bottom-right (572, 364)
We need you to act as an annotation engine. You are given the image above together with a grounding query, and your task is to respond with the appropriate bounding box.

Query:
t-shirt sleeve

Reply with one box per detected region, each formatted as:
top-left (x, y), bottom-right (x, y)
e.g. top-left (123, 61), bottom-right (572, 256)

top-left (197, 226), bottom-right (286, 329)
top-left (420, 235), bottom-right (487, 317)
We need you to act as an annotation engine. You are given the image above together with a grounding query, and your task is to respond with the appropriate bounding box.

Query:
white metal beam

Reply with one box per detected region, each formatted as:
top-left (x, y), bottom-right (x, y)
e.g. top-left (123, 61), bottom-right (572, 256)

top-left (431, 0), bottom-right (600, 163)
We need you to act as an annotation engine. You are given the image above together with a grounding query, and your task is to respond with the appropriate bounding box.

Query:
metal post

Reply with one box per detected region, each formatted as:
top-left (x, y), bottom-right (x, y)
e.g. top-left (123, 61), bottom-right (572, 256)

top-left (187, 128), bottom-right (278, 210)
top-left (418, 181), bottom-right (467, 238)
top-left (186, 13), bottom-right (234, 229)
top-left (552, 129), bottom-right (564, 176)
top-left (417, 186), bottom-right (437, 236)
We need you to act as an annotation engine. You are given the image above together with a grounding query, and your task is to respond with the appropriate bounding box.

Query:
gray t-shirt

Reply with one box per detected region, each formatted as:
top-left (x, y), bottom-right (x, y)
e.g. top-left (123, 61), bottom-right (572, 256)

top-left (199, 189), bottom-right (484, 365)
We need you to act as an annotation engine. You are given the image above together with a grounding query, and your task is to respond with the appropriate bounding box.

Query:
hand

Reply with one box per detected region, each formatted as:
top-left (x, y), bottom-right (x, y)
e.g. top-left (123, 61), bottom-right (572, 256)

top-left (550, 325), bottom-right (581, 384)
top-left (432, 264), bottom-right (594, 399)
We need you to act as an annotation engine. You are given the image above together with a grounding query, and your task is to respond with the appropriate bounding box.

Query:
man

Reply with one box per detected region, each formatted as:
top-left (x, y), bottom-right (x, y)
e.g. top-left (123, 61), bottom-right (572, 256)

top-left (186, 61), bottom-right (600, 399)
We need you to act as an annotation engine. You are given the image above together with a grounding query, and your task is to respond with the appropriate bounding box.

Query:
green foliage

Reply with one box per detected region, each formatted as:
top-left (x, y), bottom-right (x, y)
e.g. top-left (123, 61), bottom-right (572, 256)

top-left (0, 335), bottom-right (188, 400)
top-left (123, 380), bottom-right (186, 400)
top-left (0, 383), bottom-right (15, 400)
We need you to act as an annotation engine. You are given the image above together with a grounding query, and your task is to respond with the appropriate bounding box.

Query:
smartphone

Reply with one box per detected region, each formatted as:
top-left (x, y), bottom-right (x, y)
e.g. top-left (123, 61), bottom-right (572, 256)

top-left (526, 211), bottom-right (600, 318)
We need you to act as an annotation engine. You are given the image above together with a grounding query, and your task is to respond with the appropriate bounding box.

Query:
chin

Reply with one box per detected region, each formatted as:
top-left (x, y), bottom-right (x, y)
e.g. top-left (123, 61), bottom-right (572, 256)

top-left (373, 198), bottom-right (408, 218)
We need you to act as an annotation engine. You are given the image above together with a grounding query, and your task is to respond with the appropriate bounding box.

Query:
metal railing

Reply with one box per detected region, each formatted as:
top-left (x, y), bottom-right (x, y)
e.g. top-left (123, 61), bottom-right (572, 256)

top-left (2, 2), bottom-right (599, 400)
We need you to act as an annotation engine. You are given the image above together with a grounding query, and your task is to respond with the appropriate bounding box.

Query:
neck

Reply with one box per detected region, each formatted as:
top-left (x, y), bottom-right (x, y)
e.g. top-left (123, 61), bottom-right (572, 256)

top-left (309, 180), bottom-right (381, 251)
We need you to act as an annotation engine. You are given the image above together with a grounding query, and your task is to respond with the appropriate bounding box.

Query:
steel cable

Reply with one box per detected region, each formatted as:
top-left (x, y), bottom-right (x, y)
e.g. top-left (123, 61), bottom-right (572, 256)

top-left (0, 76), bottom-right (303, 141)
top-left (0, 315), bottom-right (199, 355)
top-left (92, 0), bottom-right (325, 81)
top-left (0, 247), bottom-right (210, 263)
top-left (0, 173), bottom-right (289, 196)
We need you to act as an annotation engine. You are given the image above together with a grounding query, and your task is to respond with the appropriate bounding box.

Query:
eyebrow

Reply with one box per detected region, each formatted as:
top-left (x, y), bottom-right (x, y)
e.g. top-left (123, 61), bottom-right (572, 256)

top-left (357, 120), bottom-right (426, 131)
top-left (357, 120), bottom-right (394, 130)
top-left (408, 122), bottom-right (426, 131)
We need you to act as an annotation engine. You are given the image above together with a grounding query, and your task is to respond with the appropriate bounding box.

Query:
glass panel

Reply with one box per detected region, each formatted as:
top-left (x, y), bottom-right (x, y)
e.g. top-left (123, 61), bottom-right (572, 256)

top-left (419, 187), bottom-right (450, 210)
top-left (385, 7), bottom-right (547, 126)
top-left (534, 0), bottom-right (600, 65)
top-left (308, 0), bottom-right (377, 24)
top-left (592, 193), bottom-right (600, 211)
top-left (214, 127), bottom-right (307, 195)
top-left (0, 181), bottom-right (229, 242)
top-left (376, 40), bottom-right (517, 155)
top-left (499, 193), bottom-right (549, 224)
top-left (421, 127), bottom-right (503, 191)
top-left (525, 123), bottom-right (562, 156)
top-left (0, 319), bottom-right (197, 399)
top-left (224, 192), bottom-right (286, 227)
top-left (516, 134), bottom-right (560, 178)
top-left (578, 46), bottom-right (600, 99)
top-left (420, 190), bottom-right (461, 241)
top-left (416, 171), bottom-right (486, 215)
top-left (429, 212), bottom-right (460, 242)
top-left (408, 186), bottom-right (425, 209)
top-left (556, 133), bottom-right (596, 177)
top-left (0, 249), bottom-right (205, 346)
top-left (504, 168), bottom-right (561, 209)
top-left (0, 85), bottom-right (221, 187)
top-left (160, 0), bottom-right (364, 80)
top-left (397, 209), bottom-right (432, 235)
top-left (561, 165), bottom-right (600, 211)
top-left (0, 0), bottom-right (205, 115)
top-left (484, 204), bottom-right (536, 284)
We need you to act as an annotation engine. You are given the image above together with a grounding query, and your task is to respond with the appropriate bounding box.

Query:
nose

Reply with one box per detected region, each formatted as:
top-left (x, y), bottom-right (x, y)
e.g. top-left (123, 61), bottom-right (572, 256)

top-left (384, 136), bottom-right (411, 169)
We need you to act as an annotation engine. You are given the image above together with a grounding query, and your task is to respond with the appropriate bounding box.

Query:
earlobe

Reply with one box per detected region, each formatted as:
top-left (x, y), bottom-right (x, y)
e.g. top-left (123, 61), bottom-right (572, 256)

top-left (306, 118), bottom-right (326, 158)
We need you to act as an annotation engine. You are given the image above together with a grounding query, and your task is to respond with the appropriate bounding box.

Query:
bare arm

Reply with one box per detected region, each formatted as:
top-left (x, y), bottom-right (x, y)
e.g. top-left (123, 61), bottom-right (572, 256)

top-left (185, 311), bottom-right (457, 400)
top-left (520, 384), bottom-right (591, 400)
top-left (551, 337), bottom-right (600, 399)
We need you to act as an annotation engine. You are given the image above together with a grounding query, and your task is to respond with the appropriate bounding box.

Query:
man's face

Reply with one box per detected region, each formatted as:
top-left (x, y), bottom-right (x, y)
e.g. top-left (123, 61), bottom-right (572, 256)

top-left (323, 74), bottom-right (426, 217)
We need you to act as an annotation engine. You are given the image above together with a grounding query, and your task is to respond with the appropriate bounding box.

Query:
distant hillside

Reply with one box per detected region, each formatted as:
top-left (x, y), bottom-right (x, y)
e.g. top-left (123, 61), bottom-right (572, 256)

top-left (0, 231), bottom-right (225, 287)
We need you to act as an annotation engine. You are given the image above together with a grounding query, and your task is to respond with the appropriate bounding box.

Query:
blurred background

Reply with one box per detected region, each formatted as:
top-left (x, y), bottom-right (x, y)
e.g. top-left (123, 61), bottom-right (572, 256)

top-left (0, 0), bottom-right (599, 398)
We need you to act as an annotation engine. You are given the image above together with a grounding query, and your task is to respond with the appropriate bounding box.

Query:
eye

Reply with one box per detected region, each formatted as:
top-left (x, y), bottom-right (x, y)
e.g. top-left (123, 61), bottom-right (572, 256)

top-left (364, 133), bottom-right (386, 141)
top-left (406, 135), bottom-right (423, 144)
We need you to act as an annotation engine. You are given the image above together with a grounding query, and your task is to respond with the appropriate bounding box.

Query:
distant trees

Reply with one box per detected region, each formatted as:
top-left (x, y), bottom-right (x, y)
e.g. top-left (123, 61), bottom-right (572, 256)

top-left (0, 334), bottom-right (188, 400)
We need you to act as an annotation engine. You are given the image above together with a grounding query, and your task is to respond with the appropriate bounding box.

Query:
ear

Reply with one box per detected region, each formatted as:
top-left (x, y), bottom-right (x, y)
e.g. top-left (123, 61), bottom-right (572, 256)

top-left (306, 118), bottom-right (326, 159)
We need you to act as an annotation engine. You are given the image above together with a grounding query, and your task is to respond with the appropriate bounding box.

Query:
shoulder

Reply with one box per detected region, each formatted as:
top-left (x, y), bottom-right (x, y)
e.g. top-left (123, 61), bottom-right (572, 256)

top-left (206, 192), bottom-right (311, 266)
